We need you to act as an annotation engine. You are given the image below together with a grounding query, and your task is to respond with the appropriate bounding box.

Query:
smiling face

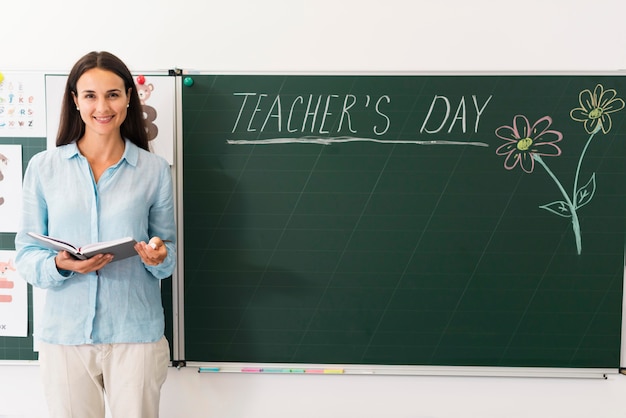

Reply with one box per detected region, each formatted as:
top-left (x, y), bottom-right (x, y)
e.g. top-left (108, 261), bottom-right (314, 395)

top-left (73, 68), bottom-right (131, 139)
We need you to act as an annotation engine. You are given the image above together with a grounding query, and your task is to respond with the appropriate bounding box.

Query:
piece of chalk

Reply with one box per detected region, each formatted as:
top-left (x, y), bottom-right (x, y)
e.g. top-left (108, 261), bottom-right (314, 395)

top-left (149, 242), bottom-right (157, 250)
top-left (262, 368), bottom-right (289, 373)
top-left (241, 368), bottom-right (262, 373)
top-left (198, 367), bottom-right (220, 373)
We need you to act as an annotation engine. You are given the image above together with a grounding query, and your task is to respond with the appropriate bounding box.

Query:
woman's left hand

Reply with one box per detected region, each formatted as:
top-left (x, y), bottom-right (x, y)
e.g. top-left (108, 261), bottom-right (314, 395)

top-left (135, 237), bottom-right (167, 266)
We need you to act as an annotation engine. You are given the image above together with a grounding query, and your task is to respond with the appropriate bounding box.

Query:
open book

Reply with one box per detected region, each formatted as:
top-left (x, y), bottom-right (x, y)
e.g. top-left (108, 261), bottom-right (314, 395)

top-left (27, 232), bottom-right (138, 262)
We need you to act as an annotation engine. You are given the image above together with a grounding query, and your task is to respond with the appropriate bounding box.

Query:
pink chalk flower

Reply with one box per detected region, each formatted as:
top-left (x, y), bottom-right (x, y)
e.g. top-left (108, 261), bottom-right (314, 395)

top-left (495, 115), bottom-right (563, 173)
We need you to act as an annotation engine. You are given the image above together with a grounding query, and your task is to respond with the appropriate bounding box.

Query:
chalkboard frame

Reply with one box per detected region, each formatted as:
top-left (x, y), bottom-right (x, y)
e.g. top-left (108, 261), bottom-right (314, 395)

top-left (175, 71), bottom-right (626, 377)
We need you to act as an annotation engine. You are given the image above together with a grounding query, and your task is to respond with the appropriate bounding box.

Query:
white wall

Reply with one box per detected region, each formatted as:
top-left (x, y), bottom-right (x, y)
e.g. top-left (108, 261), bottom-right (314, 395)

top-left (2, 1), bottom-right (626, 417)
top-left (3, 0), bottom-right (626, 72)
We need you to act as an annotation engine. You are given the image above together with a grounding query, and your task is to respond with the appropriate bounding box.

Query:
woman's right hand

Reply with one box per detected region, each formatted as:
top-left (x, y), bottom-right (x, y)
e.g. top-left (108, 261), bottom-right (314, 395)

top-left (55, 250), bottom-right (114, 274)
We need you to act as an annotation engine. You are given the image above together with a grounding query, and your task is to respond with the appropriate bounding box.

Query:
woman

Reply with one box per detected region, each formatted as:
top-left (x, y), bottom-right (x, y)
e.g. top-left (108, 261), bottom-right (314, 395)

top-left (15, 51), bottom-right (176, 418)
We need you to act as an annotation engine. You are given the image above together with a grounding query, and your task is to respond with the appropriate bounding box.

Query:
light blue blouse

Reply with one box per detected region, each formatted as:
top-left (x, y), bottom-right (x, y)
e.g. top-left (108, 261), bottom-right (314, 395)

top-left (15, 140), bottom-right (176, 345)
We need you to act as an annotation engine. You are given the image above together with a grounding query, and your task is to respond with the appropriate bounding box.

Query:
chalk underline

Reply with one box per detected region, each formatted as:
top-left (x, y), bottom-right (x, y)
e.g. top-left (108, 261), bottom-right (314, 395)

top-left (226, 137), bottom-right (489, 147)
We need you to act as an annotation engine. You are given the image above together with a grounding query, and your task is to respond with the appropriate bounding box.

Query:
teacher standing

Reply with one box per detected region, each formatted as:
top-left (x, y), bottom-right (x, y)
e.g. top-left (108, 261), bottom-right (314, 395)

top-left (15, 51), bottom-right (176, 418)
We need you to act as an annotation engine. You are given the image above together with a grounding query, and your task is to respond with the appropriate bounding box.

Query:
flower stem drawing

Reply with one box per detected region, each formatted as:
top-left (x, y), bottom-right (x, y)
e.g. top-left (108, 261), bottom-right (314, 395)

top-left (495, 84), bottom-right (624, 255)
top-left (532, 154), bottom-right (582, 253)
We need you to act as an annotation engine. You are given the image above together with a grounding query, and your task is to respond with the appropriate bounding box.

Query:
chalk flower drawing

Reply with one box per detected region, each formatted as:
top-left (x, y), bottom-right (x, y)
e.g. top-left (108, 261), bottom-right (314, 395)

top-left (570, 84), bottom-right (625, 134)
top-left (495, 115), bottom-right (562, 173)
top-left (495, 84), bottom-right (624, 255)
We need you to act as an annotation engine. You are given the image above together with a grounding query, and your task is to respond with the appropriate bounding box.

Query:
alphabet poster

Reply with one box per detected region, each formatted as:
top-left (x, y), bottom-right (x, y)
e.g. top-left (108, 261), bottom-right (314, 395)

top-left (0, 250), bottom-right (27, 337)
top-left (0, 72), bottom-right (46, 137)
top-left (0, 145), bottom-right (23, 232)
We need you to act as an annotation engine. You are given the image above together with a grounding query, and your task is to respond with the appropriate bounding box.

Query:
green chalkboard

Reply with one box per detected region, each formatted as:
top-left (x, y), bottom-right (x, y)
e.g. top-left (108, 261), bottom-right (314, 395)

top-left (181, 74), bottom-right (626, 368)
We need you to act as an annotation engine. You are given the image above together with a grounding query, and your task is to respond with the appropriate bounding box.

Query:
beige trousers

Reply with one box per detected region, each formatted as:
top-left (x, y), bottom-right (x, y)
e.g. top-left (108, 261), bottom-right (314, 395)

top-left (39, 336), bottom-right (170, 418)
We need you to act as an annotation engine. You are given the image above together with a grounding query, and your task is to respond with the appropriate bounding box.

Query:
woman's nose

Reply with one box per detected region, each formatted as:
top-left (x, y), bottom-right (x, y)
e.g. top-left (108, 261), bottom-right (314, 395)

top-left (95, 97), bottom-right (110, 112)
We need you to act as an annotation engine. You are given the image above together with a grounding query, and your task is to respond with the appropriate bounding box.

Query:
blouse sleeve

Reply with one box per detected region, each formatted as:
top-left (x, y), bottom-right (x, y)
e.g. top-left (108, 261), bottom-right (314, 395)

top-left (142, 158), bottom-right (177, 280)
top-left (14, 153), bottom-right (74, 288)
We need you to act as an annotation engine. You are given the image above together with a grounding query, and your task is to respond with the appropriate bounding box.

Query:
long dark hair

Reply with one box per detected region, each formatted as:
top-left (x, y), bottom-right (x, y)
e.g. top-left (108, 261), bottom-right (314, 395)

top-left (56, 51), bottom-right (149, 151)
